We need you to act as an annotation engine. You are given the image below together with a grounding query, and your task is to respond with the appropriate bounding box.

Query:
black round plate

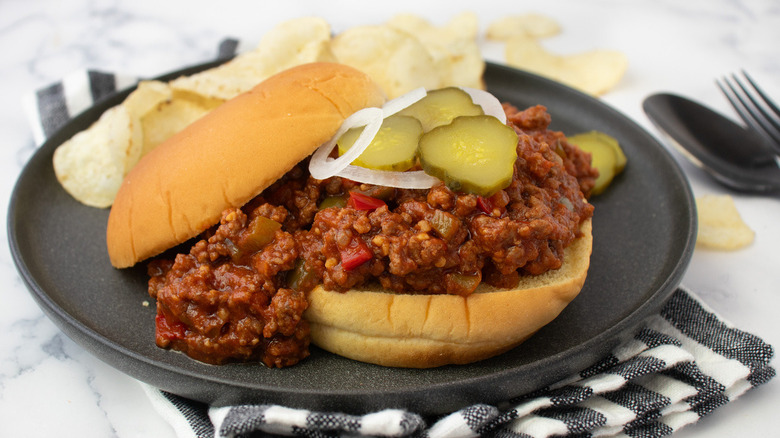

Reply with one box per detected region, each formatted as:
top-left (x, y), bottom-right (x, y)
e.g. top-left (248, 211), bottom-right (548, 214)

top-left (8, 62), bottom-right (696, 415)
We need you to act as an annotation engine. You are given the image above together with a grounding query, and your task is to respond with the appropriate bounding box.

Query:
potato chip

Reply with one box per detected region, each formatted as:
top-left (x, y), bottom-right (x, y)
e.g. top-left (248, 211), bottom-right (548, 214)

top-left (387, 14), bottom-right (438, 37)
top-left (53, 105), bottom-right (134, 208)
top-left (169, 17), bottom-right (336, 101)
top-left (388, 12), bottom-right (478, 41)
top-left (487, 14), bottom-right (561, 40)
top-left (386, 13), bottom-right (484, 90)
top-left (696, 195), bottom-right (755, 250)
top-left (331, 25), bottom-right (441, 98)
top-left (122, 80), bottom-right (173, 169)
top-left (171, 88), bottom-right (225, 111)
top-left (53, 15), bottom-right (494, 208)
top-left (141, 98), bottom-right (212, 154)
top-left (53, 79), bottom-right (223, 207)
top-left (53, 17), bottom-right (337, 208)
top-left (505, 35), bottom-right (627, 96)
top-left (446, 12), bottom-right (480, 40)
top-left (124, 80), bottom-right (171, 116)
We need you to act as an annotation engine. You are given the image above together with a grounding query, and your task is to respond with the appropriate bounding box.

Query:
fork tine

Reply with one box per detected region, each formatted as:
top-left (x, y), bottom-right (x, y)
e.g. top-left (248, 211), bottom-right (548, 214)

top-left (716, 78), bottom-right (770, 139)
top-left (740, 70), bottom-right (780, 120)
top-left (717, 75), bottom-right (780, 153)
top-left (730, 73), bottom-right (780, 141)
top-left (717, 78), bottom-right (751, 125)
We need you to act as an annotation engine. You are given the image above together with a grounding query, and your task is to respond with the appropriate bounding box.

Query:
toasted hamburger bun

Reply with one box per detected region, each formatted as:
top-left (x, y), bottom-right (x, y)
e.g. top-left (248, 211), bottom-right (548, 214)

top-left (305, 219), bottom-right (591, 368)
top-left (107, 62), bottom-right (386, 268)
top-left (106, 62), bottom-right (592, 369)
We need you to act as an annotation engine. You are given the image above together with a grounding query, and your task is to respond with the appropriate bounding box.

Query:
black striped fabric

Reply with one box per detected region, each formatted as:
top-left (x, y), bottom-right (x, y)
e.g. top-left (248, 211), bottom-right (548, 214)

top-left (25, 43), bottom-right (774, 437)
top-left (216, 38), bottom-right (240, 61)
top-left (28, 69), bottom-right (135, 144)
top-left (35, 81), bottom-right (69, 139)
top-left (160, 392), bottom-right (215, 438)
top-left (202, 288), bottom-right (773, 438)
top-left (87, 70), bottom-right (118, 104)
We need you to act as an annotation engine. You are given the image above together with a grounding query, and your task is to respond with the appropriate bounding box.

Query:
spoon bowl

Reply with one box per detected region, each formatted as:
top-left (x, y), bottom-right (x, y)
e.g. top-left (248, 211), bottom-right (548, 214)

top-left (643, 93), bottom-right (780, 194)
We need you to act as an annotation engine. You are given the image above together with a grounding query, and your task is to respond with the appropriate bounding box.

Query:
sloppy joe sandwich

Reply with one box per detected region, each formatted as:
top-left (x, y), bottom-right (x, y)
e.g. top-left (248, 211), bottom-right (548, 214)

top-left (106, 62), bottom-right (597, 368)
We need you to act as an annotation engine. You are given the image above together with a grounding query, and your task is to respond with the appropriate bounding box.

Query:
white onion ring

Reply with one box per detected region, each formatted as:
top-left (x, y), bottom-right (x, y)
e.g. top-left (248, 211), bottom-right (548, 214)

top-left (308, 87), bottom-right (507, 188)
top-left (381, 87), bottom-right (426, 117)
top-left (308, 107), bottom-right (383, 180)
top-left (459, 86), bottom-right (507, 124)
top-left (335, 165), bottom-right (440, 189)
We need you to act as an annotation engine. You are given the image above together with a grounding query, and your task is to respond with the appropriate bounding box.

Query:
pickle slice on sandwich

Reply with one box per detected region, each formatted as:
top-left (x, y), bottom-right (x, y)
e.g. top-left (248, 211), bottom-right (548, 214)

top-left (419, 115), bottom-right (518, 197)
top-left (397, 87), bottom-right (484, 132)
top-left (337, 114), bottom-right (423, 171)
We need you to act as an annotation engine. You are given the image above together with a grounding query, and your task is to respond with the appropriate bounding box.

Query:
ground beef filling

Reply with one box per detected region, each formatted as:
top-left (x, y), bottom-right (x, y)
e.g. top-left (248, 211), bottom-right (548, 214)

top-left (147, 104), bottom-right (596, 367)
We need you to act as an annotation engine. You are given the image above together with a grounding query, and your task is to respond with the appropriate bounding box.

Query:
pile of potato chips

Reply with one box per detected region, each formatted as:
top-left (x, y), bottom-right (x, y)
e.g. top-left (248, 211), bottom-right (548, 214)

top-left (53, 14), bottom-right (487, 208)
top-left (59, 13), bottom-right (750, 255)
top-left (53, 13), bottom-right (629, 208)
top-left (487, 14), bottom-right (628, 96)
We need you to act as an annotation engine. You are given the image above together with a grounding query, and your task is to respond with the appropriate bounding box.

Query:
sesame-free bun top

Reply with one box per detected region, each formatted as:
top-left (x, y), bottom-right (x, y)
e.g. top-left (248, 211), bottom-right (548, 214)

top-left (107, 63), bottom-right (386, 268)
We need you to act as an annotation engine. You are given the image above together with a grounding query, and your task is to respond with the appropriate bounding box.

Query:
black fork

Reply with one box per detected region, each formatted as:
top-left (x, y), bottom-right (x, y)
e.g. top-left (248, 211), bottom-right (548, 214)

top-left (716, 71), bottom-right (780, 156)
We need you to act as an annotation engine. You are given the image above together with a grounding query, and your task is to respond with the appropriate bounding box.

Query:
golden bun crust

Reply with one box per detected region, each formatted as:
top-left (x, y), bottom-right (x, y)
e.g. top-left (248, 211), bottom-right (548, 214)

top-left (305, 219), bottom-right (592, 368)
top-left (107, 63), bottom-right (386, 268)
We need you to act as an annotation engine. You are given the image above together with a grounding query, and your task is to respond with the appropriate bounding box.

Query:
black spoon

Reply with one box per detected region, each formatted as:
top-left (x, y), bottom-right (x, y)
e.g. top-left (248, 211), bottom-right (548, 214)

top-left (643, 92), bottom-right (780, 195)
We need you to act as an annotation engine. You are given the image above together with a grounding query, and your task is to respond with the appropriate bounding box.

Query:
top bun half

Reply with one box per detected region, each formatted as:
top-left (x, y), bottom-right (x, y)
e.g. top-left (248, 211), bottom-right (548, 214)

top-left (107, 63), bottom-right (386, 268)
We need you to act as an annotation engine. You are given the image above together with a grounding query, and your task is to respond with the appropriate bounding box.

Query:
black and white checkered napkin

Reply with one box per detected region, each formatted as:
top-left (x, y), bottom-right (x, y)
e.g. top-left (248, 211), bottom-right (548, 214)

top-left (24, 48), bottom-right (774, 437)
top-left (138, 288), bottom-right (775, 438)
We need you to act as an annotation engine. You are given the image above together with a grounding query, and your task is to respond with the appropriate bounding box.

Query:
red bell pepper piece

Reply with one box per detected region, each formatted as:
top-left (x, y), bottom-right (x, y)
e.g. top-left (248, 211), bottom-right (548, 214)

top-left (340, 237), bottom-right (373, 271)
top-left (476, 196), bottom-right (493, 214)
top-left (156, 313), bottom-right (187, 341)
top-left (347, 191), bottom-right (386, 211)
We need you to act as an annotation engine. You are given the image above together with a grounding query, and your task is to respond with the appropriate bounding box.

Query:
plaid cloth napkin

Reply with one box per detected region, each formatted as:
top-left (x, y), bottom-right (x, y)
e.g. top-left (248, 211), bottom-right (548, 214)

top-left (23, 46), bottom-right (775, 437)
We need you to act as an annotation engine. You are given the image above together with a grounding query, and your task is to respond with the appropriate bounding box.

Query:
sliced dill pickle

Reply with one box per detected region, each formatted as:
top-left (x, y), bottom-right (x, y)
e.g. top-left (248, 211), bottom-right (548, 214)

top-left (578, 131), bottom-right (626, 172)
top-left (600, 132), bottom-right (627, 173)
top-left (337, 114), bottom-right (422, 171)
top-left (397, 87), bottom-right (484, 132)
top-left (568, 131), bottom-right (623, 195)
top-left (589, 145), bottom-right (617, 195)
top-left (419, 115), bottom-right (518, 197)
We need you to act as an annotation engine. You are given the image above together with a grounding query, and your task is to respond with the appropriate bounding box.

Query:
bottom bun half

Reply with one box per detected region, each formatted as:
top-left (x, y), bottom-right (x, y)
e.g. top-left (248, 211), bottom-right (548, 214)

top-left (304, 219), bottom-right (592, 368)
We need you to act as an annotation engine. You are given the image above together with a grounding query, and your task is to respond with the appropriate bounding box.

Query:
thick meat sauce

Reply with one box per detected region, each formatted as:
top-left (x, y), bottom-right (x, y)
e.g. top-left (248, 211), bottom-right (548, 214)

top-left (148, 104), bottom-right (596, 366)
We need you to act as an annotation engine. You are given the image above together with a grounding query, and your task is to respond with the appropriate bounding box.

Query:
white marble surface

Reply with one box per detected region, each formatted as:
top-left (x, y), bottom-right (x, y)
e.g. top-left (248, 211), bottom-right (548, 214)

top-left (1, 0), bottom-right (778, 436)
